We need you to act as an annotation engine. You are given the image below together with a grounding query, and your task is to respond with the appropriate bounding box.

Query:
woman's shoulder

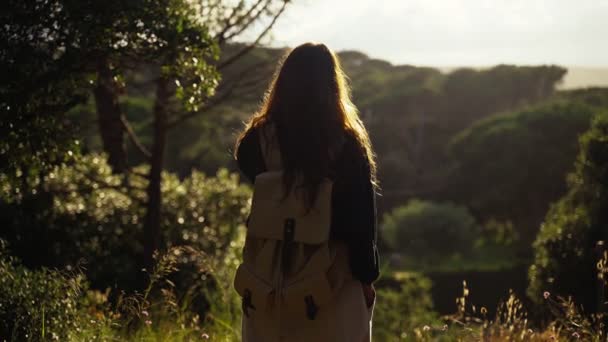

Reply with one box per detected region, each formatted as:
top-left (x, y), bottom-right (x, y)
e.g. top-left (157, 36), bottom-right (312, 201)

top-left (235, 123), bottom-right (268, 182)
top-left (236, 125), bottom-right (261, 164)
top-left (332, 131), bottom-right (371, 176)
top-left (238, 123), bottom-right (266, 152)
top-left (242, 121), bottom-right (277, 145)
top-left (338, 131), bottom-right (367, 160)
top-left (236, 121), bottom-right (276, 161)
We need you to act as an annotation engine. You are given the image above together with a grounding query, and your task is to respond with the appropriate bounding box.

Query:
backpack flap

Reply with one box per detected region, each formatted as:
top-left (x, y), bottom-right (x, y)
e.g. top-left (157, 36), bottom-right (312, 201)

top-left (234, 263), bottom-right (274, 312)
top-left (248, 171), bottom-right (333, 244)
top-left (282, 271), bottom-right (333, 318)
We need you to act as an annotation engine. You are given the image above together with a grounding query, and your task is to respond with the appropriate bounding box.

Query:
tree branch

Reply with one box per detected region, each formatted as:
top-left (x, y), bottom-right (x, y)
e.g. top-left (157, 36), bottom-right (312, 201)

top-left (162, 1), bottom-right (288, 129)
top-left (219, 60), bottom-right (271, 89)
top-left (215, 0), bottom-right (263, 45)
top-left (167, 86), bottom-right (236, 129)
top-left (218, 0), bottom-right (288, 70)
top-left (221, 0), bottom-right (272, 43)
top-left (120, 116), bottom-right (152, 159)
top-left (167, 60), bottom-right (270, 128)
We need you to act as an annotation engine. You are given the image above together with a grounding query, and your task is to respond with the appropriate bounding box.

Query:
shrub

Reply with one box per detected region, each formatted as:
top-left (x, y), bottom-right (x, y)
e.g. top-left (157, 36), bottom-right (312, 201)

top-left (0, 240), bottom-right (244, 341)
top-left (0, 240), bottom-right (85, 341)
top-left (439, 281), bottom-right (607, 341)
top-left (528, 112), bottom-right (608, 312)
top-left (0, 154), bottom-right (251, 294)
top-left (373, 271), bottom-right (438, 340)
top-left (381, 199), bottom-right (480, 263)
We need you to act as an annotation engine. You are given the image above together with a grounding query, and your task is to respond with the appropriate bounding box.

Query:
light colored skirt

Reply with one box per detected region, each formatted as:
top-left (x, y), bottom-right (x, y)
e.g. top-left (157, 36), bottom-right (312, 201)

top-left (242, 279), bottom-right (375, 342)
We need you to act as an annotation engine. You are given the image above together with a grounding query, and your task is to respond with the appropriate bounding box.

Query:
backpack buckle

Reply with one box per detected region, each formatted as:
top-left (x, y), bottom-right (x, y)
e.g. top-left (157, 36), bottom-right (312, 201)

top-left (304, 295), bottom-right (318, 320)
top-left (242, 288), bottom-right (256, 317)
top-left (281, 218), bottom-right (296, 274)
top-left (283, 218), bottom-right (295, 242)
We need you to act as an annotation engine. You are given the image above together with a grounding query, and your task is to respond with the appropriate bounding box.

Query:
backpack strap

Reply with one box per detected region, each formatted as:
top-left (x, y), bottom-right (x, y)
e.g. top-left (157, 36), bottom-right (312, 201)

top-left (258, 122), bottom-right (348, 175)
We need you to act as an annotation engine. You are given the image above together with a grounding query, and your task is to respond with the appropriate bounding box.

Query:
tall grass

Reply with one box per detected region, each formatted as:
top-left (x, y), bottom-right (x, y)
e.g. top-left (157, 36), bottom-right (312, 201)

top-left (2, 241), bottom-right (606, 341)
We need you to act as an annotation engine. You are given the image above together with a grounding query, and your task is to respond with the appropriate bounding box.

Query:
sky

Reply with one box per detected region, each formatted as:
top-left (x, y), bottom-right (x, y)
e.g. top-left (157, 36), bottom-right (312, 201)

top-left (266, 0), bottom-right (608, 67)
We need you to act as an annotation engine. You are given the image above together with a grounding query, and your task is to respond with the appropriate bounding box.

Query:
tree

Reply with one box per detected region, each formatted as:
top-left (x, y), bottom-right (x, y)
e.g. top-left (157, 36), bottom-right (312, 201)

top-left (336, 57), bottom-right (567, 211)
top-left (106, 0), bottom-right (225, 273)
top-left (446, 101), bottom-right (596, 253)
top-left (130, 1), bottom-right (289, 273)
top-left (91, 0), bottom-right (290, 174)
top-left (528, 111), bottom-right (608, 312)
top-left (80, 0), bottom-right (290, 273)
top-left (1, 0), bottom-right (291, 282)
top-left (0, 0), bottom-right (97, 176)
top-left (440, 65), bottom-right (567, 133)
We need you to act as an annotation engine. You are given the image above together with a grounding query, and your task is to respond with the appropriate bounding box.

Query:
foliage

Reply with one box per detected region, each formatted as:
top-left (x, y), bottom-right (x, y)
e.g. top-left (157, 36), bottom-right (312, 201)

top-left (124, 245), bottom-right (244, 341)
top-left (0, 240), bottom-right (244, 341)
top-left (540, 291), bottom-right (607, 341)
top-left (528, 112), bottom-right (608, 311)
top-left (2, 238), bottom-right (607, 341)
top-left (381, 200), bottom-right (482, 264)
top-left (434, 281), bottom-right (607, 342)
top-left (447, 101), bottom-right (597, 251)
top-left (440, 65), bottom-right (566, 132)
top-left (341, 58), bottom-right (566, 207)
top-left (0, 154), bottom-right (251, 294)
top-left (65, 49), bottom-right (569, 195)
top-left (373, 272), bottom-right (438, 341)
top-left (559, 87), bottom-right (608, 109)
top-left (0, 240), bottom-right (86, 341)
top-left (67, 44), bottom-right (285, 176)
top-left (0, 0), bottom-right (289, 280)
top-left (0, 0), bottom-right (217, 174)
top-left (0, 0), bottom-right (92, 175)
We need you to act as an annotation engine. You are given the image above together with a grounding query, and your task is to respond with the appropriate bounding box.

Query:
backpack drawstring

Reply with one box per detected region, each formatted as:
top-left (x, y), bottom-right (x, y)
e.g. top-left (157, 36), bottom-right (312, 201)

top-left (272, 218), bottom-right (296, 319)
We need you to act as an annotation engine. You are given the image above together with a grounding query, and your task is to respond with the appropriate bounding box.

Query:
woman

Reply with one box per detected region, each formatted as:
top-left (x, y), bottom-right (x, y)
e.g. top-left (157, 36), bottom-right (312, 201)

top-left (234, 42), bottom-right (380, 341)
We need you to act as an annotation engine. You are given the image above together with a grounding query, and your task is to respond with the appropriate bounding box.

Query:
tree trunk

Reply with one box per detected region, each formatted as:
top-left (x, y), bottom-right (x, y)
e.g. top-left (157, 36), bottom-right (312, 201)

top-left (142, 76), bottom-right (169, 277)
top-left (94, 59), bottom-right (127, 173)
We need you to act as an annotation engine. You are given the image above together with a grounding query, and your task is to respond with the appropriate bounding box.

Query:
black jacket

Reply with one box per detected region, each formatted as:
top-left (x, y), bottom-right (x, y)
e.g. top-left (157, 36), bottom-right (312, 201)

top-left (236, 127), bottom-right (380, 284)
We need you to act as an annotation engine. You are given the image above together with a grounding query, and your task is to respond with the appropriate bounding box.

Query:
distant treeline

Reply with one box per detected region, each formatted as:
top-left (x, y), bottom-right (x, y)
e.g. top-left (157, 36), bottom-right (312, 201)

top-left (70, 47), bottom-right (601, 254)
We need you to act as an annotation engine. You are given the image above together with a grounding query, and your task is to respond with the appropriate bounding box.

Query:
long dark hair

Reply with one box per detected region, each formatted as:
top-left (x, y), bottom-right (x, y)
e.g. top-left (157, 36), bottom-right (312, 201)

top-left (236, 42), bottom-right (377, 206)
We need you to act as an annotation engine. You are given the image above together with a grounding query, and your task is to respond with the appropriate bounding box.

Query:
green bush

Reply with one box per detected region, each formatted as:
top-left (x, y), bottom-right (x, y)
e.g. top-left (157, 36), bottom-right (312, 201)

top-left (381, 200), bottom-right (480, 262)
top-left (0, 240), bottom-right (85, 341)
top-left (373, 272), bottom-right (438, 341)
top-left (0, 240), bottom-right (244, 342)
top-left (528, 112), bottom-right (608, 311)
top-left (0, 154), bottom-right (251, 294)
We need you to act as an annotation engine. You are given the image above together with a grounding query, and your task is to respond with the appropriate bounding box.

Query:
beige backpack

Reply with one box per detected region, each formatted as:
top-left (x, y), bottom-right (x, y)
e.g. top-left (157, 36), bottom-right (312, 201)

top-left (233, 124), bottom-right (352, 339)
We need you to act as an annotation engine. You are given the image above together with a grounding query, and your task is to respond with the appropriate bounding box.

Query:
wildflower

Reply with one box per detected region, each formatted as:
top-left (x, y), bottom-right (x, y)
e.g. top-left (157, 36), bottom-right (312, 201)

top-left (141, 310), bottom-right (149, 317)
top-left (145, 320), bottom-right (152, 326)
top-left (422, 325), bottom-right (431, 332)
top-left (572, 332), bottom-right (580, 339)
top-left (442, 324), bottom-right (448, 331)
top-left (543, 291), bottom-right (551, 299)
top-left (201, 333), bottom-right (210, 339)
